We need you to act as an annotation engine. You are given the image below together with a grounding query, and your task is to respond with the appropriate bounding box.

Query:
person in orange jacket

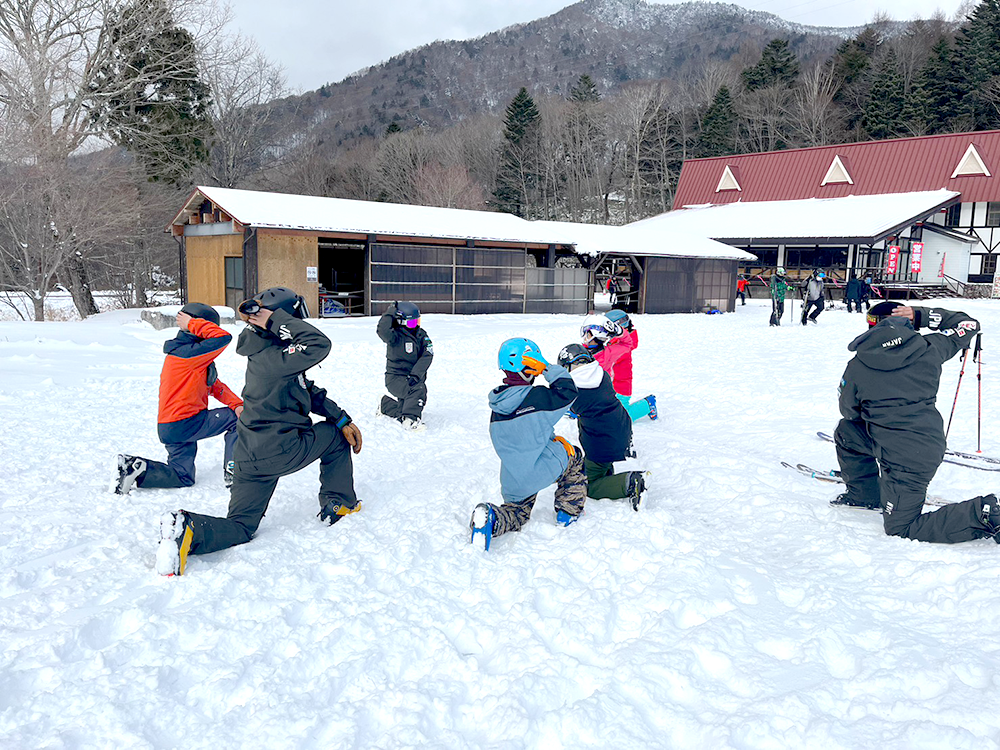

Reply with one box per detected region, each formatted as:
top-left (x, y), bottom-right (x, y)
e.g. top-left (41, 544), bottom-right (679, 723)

top-left (736, 274), bottom-right (750, 306)
top-left (112, 303), bottom-right (243, 494)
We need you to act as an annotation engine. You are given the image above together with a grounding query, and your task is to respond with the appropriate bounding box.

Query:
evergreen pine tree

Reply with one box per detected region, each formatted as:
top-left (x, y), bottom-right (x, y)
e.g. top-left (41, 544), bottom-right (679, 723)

top-left (494, 87), bottom-right (542, 217)
top-left (954, 0), bottom-right (1000, 131)
top-left (919, 38), bottom-right (964, 133)
top-left (742, 39), bottom-right (800, 92)
top-left (862, 48), bottom-right (906, 140)
top-left (569, 74), bottom-right (601, 103)
top-left (697, 86), bottom-right (737, 157)
top-left (90, 0), bottom-right (211, 184)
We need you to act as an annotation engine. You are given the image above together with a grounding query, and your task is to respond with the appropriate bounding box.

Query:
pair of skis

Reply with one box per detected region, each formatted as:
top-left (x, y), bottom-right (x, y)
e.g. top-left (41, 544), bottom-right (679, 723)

top-left (784, 431), bottom-right (1000, 510)
top-left (815, 431), bottom-right (1000, 472)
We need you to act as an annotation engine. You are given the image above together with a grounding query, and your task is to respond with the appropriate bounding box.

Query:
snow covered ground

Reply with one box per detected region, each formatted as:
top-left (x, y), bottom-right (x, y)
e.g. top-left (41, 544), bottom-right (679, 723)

top-left (2, 297), bottom-right (1000, 749)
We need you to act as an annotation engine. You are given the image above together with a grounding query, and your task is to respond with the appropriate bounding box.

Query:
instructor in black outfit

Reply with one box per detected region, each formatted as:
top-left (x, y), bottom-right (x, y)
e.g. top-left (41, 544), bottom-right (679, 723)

top-left (376, 301), bottom-right (433, 430)
top-left (156, 287), bottom-right (363, 575)
top-left (834, 302), bottom-right (999, 544)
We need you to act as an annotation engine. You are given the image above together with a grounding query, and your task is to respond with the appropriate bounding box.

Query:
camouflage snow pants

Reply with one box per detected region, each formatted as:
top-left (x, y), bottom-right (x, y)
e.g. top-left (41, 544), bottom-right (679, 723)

top-left (491, 449), bottom-right (587, 537)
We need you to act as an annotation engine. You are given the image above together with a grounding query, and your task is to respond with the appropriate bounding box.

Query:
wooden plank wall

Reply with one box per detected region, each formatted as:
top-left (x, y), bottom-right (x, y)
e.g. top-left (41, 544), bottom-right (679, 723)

top-left (257, 231), bottom-right (321, 316)
top-left (186, 234), bottom-right (243, 306)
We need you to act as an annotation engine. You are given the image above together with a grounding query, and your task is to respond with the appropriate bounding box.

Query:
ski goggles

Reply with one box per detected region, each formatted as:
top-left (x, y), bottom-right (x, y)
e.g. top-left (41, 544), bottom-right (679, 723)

top-left (404, 317), bottom-right (420, 329)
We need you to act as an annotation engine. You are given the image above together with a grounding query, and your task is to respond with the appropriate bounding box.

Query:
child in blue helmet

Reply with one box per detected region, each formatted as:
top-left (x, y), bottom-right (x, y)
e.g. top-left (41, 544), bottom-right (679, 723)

top-left (470, 338), bottom-right (587, 550)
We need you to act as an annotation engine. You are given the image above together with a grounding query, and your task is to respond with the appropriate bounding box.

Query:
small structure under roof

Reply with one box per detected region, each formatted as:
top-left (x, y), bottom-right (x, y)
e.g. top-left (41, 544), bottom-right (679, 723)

top-left (168, 186), bottom-right (754, 316)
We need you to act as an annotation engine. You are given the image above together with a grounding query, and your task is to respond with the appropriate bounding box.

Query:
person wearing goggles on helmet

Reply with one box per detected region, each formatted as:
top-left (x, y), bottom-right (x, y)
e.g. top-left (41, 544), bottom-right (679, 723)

top-left (769, 267), bottom-right (790, 326)
top-left (376, 301), bottom-right (433, 431)
top-left (155, 287), bottom-right (363, 575)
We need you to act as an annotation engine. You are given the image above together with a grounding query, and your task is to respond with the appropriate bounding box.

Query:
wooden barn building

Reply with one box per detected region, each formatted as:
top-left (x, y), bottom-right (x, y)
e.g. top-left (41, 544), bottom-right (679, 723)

top-left (168, 186), bottom-right (753, 316)
top-left (671, 130), bottom-right (1000, 294)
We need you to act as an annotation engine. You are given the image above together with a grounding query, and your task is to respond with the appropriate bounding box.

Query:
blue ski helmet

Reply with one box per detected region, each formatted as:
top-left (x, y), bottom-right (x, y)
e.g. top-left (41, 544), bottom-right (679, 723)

top-left (498, 338), bottom-right (541, 372)
top-left (180, 302), bottom-right (220, 326)
top-left (605, 308), bottom-right (631, 330)
top-left (252, 287), bottom-right (309, 319)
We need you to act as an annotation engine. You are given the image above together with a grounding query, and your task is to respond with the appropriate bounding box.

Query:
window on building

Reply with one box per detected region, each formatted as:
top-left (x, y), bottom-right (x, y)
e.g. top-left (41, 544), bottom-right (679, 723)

top-left (983, 253), bottom-right (997, 276)
top-left (987, 202), bottom-right (1000, 227)
top-left (944, 203), bottom-right (962, 227)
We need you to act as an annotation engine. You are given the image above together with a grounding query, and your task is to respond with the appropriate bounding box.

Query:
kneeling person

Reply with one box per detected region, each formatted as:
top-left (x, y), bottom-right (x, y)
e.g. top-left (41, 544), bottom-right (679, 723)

top-left (377, 301), bottom-right (433, 431)
top-left (558, 344), bottom-right (646, 510)
top-left (470, 338), bottom-right (586, 550)
top-left (156, 288), bottom-right (363, 575)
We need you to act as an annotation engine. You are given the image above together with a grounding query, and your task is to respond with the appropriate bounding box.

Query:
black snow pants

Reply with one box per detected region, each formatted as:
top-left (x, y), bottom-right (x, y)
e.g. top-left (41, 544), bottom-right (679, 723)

top-left (835, 418), bottom-right (995, 544)
top-left (802, 297), bottom-right (824, 323)
top-left (380, 373), bottom-right (427, 420)
top-left (183, 422), bottom-right (357, 555)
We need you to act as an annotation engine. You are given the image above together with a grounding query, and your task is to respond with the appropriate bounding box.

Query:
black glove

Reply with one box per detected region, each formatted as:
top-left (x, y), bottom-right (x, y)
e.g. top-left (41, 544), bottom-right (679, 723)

top-left (407, 375), bottom-right (420, 387)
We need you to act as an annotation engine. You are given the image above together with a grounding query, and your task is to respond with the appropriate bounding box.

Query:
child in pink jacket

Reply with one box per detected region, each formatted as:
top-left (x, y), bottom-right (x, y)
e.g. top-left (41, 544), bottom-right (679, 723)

top-left (580, 312), bottom-right (657, 421)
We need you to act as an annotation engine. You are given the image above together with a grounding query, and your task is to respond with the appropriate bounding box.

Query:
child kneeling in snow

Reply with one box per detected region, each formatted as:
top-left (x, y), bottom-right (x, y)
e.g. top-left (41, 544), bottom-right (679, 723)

top-left (112, 303), bottom-right (243, 495)
top-left (581, 312), bottom-right (657, 422)
top-left (470, 338), bottom-right (586, 550)
top-left (558, 344), bottom-right (647, 510)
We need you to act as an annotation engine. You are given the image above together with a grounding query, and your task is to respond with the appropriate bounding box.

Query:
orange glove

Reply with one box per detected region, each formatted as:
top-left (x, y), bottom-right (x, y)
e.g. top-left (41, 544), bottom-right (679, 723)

top-left (552, 436), bottom-right (575, 458)
top-left (522, 355), bottom-right (547, 377)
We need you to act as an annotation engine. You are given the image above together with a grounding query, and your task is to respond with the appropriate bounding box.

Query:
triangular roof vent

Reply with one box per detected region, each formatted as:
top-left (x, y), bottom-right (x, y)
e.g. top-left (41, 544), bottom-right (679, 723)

top-left (951, 142), bottom-right (991, 178)
top-left (715, 165), bottom-right (742, 192)
top-left (821, 155), bottom-right (854, 186)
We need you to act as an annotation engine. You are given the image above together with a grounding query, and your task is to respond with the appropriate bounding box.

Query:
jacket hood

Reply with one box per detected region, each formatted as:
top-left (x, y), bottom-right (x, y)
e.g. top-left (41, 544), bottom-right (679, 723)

top-left (569, 360), bottom-right (604, 389)
top-left (488, 383), bottom-right (531, 414)
top-left (847, 317), bottom-right (924, 372)
top-left (163, 330), bottom-right (202, 354)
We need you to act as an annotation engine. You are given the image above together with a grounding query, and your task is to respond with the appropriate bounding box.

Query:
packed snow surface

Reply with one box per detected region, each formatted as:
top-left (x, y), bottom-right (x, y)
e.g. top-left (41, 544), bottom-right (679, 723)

top-left (2, 298), bottom-right (1000, 749)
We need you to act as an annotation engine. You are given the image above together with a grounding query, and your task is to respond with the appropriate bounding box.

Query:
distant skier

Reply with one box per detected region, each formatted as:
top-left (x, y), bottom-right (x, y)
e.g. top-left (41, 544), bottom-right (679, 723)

top-left (376, 301), bottom-right (433, 431)
top-left (600, 309), bottom-right (657, 422)
top-left (801, 269), bottom-right (825, 325)
top-left (112, 302), bottom-right (243, 495)
top-left (155, 287), bottom-right (363, 576)
top-left (833, 301), bottom-right (999, 543)
top-left (557, 343), bottom-right (646, 509)
top-left (735, 274), bottom-right (750, 306)
top-left (470, 338), bottom-right (586, 550)
top-left (769, 267), bottom-right (790, 326)
top-left (844, 274), bottom-right (862, 313)
top-left (859, 275), bottom-right (874, 311)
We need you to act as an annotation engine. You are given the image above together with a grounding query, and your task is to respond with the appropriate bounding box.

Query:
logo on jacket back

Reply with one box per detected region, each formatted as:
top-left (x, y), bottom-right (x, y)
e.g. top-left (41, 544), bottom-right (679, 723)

top-left (882, 337), bottom-right (903, 349)
top-left (277, 324), bottom-right (293, 341)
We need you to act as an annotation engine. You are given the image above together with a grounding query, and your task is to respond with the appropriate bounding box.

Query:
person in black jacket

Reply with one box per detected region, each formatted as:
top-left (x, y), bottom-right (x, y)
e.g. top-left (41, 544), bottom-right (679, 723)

top-left (843, 274), bottom-right (862, 313)
top-left (155, 287), bottom-right (364, 575)
top-left (557, 344), bottom-right (646, 511)
top-left (834, 302), bottom-right (999, 544)
top-left (376, 301), bottom-right (433, 431)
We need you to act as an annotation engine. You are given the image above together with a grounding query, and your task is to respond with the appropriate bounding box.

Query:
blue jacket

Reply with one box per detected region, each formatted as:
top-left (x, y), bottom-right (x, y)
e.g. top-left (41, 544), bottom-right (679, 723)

top-left (488, 363), bottom-right (577, 501)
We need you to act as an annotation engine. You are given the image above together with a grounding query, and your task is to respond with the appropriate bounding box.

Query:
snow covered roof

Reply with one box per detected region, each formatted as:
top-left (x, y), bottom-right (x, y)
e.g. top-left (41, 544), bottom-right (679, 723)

top-left (631, 190), bottom-right (961, 245)
top-left (172, 186), bottom-right (573, 246)
top-left (170, 186), bottom-right (755, 261)
top-left (527, 219), bottom-right (756, 260)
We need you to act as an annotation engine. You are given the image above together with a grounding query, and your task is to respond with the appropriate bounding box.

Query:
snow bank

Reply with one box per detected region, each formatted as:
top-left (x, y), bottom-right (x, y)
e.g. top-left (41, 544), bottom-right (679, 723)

top-left (1, 299), bottom-right (999, 748)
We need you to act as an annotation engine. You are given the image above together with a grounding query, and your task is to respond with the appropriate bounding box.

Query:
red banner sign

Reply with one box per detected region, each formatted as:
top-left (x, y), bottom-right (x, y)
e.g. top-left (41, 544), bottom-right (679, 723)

top-left (939, 253), bottom-right (947, 278)
top-left (887, 245), bottom-right (900, 274)
top-left (910, 242), bottom-right (924, 273)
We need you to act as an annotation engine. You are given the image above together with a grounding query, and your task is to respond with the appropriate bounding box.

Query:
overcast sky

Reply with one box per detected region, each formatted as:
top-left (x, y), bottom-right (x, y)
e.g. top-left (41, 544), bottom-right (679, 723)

top-left (230, 0), bottom-right (970, 93)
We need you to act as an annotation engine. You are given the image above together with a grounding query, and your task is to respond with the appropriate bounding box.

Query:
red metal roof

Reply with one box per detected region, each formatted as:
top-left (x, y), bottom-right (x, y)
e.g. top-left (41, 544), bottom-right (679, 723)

top-left (674, 130), bottom-right (1000, 207)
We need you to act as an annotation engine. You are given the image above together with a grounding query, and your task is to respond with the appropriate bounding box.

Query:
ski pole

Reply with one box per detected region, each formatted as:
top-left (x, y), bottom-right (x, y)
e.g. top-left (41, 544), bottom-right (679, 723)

top-left (975, 333), bottom-right (983, 452)
top-left (945, 347), bottom-right (970, 439)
